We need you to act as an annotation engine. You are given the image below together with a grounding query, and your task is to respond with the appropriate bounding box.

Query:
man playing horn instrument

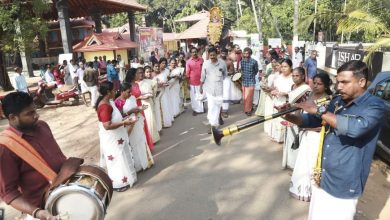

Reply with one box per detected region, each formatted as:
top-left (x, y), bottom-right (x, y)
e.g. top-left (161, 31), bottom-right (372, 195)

top-left (281, 60), bottom-right (384, 220)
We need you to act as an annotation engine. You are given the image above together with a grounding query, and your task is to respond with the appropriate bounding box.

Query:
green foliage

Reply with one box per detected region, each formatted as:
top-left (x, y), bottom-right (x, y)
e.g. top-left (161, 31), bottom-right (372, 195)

top-left (236, 7), bottom-right (258, 34)
top-left (103, 13), bottom-right (128, 28)
top-left (235, 0), bottom-right (313, 44)
top-left (173, 5), bottom-right (198, 33)
top-left (0, 0), bottom-right (49, 54)
top-left (299, 0), bottom-right (390, 43)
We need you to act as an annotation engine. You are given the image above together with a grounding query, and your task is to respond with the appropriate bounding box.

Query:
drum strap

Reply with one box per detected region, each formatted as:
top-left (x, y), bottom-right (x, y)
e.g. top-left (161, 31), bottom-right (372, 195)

top-left (0, 129), bottom-right (57, 183)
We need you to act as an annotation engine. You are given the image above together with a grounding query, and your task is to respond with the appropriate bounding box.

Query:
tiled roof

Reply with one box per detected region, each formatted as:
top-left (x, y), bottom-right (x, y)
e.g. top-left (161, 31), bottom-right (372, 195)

top-left (163, 33), bottom-right (178, 42)
top-left (73, 32), bottom-right (137, 52)
top-left (44, 0), bottom-right (146, 20)
top-left (175, 10), bottom-right (209, 23)
top-left (177, 19), bottom-right (209, 39)
top-left (48, 17), bottom-right (95, 29)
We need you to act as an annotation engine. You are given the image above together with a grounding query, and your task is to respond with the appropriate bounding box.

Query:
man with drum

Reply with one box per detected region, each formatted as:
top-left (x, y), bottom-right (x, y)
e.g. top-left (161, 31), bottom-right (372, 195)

top-left (240, 47), bottom-right (260, 116)
top-left (220, 49), bottom-right (235, 118)
top-left (281, 60), bottom-right (384, 219)
top-left (0, 92), bottom-right (66, 220)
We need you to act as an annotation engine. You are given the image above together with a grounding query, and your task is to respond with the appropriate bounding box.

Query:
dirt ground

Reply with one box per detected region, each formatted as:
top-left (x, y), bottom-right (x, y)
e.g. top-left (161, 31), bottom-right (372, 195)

top-left (0, 75), bottom-right (389, 219)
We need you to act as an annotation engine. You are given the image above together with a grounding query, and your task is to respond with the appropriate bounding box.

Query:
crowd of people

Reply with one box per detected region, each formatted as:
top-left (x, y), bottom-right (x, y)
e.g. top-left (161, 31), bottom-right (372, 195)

top-left (2, 38), bottom-right (385, 219)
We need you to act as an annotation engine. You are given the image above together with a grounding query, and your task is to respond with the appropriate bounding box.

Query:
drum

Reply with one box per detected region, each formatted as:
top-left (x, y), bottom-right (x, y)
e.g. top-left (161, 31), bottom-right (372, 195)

top-left (231, 72), bottom-right (242, 88)
top-left (288, 85), bottom-right (311, 104)
top-left (45, 165), bottom-right (113, 220)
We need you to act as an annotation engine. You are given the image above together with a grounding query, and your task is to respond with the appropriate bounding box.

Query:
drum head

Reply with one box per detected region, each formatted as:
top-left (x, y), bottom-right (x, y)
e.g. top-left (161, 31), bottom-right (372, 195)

top-left (45, 185), bottom-right (105, 220)
top-left (232, 72), bottom-right (242, 81)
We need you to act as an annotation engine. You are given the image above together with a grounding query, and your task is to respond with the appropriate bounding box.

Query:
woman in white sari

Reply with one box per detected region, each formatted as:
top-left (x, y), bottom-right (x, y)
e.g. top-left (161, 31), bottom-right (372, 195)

top-left (262, 60), bottom-right (281, 137)
top-left (289, 73), bottom-right (332, 201)
top-left (270, 59), bottom-right (294, 143)
top-left (96, 81), bottom-right (137, 192)
top-left (282, 67), bottom-right (311, 169)
top-left (152, 63), bottom-right (163, 131)
top-left (156, 59), bottom-right (174, 127)
top-left (139, 66), bottom-right (160, 143)
top-left (168, 59), bottom-right (184, 117)
top-left (115, 82), bottom-right (154, 172)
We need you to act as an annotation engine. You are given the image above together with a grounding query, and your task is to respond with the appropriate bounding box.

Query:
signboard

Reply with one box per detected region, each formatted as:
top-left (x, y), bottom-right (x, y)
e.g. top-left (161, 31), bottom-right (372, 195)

top-left (325, 47), bottom-right (365, 69)
top-left (335, 48), bottom-right (364, 69)
top-left (268, 38), bottom-right (281, 48)
top-left (249, 34), bottom-right (261, 47)
top-left (138, 27), bottom-right (164, 62)
top-left (58, 53), bottom-right (73, 64)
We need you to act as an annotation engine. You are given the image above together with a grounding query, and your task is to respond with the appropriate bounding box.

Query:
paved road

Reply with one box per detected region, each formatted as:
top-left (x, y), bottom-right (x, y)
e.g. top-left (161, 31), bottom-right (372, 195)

top-left (106, 104), bottom-right (309, 220)
top-left (1, 102), bottom-right (388, 220)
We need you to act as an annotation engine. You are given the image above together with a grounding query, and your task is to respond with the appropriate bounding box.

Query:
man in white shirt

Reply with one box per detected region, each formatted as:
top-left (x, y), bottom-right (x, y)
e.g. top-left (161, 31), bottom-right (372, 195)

top-left (13, 67), bottom-right (28, 93)
top-left (44, 64), bottom-right (56, 86)
top-left (293, 47), bottom-right (303, 68)
top-left (68, 59), bottom-right (79, 89)
top-left (117, 55), bottom-right (125, 82)
top-left (200, 47), bottom-right (227, 131)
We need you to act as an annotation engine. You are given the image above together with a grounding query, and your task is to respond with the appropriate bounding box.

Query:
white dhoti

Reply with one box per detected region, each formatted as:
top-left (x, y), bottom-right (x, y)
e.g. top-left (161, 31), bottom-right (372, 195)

top-left (222, 77), bottom-right (231, 112)
top-left (88, 85), bottom-right (98, 107)
top-left (206, 92), bottom-right (223, 126)
top-left (309, 186), bottom-right (358, 220)
top-left (119, 68), bottom-right (125, 82)
top-left (231, 83), bottom-right (242, 102)
top-left (190, 85), bottom-right (204, 113)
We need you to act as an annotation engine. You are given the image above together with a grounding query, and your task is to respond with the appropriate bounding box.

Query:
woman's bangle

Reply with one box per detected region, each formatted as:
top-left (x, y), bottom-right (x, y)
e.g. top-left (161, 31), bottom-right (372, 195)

top-left (32, 208), bottom-right (42, 218)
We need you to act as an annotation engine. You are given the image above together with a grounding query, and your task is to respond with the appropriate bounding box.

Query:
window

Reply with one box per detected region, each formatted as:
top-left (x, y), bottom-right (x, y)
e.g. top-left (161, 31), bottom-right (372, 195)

top-left (48, 31), bottom-right (58, 43)
top-left (72, 29), bottom-right (79, 40)
top-left (79, 29), bottom-right (87, 39)
top-left (374, 79), bottom-right (390, 102)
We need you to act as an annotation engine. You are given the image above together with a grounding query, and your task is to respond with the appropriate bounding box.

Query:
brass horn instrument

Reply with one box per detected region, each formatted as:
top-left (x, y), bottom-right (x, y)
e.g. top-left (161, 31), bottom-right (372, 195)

top-left (212, 94), bottom-right (339, 145)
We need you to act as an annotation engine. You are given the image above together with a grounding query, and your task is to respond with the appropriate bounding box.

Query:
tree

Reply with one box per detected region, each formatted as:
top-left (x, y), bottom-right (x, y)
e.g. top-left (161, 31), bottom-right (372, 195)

top-left (0, 0), bottom-right (49, 90)
top-left (103, 12), bottom-right (128, 28)
top-left (298, 0), bottom-right (390, 64)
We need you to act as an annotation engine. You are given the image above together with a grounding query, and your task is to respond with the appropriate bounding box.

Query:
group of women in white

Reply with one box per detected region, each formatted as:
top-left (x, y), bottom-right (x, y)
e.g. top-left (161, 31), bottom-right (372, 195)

top-left (96, 59), bottom-right (186, 192)
top-left (256, 58), bottom-right (333, 202)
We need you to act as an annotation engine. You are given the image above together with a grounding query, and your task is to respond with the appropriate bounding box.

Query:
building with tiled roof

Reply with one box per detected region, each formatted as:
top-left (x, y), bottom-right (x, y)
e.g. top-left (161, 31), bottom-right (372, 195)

top-left (73, 32), bottom-right (137, 63)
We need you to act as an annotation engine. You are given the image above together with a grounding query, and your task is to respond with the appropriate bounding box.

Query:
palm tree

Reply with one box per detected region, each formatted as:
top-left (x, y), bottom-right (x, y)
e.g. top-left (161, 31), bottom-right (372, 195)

top-left (298, 0), bottom-right (390, 65)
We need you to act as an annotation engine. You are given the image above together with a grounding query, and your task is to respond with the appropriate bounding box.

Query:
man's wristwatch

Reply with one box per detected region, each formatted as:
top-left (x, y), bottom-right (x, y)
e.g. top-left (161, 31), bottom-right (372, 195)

top-left (316, 105), bottom-right (327, 117)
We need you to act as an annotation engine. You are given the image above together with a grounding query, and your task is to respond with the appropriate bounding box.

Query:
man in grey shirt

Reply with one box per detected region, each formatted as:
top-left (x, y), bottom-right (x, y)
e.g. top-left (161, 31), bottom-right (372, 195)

top-left (200, 47), bottom-right (227, 130)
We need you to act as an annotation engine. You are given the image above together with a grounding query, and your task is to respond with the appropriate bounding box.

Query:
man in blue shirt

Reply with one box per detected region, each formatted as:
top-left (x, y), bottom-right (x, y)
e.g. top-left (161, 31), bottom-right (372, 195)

top-left (107, 60), bottom-right (120, 91)
top-left (304, 50), bottom-right (318, 88)
top-left (282, 60), bottom-right (384, 219)
top-left (240, 47), bottom-right (259, 116)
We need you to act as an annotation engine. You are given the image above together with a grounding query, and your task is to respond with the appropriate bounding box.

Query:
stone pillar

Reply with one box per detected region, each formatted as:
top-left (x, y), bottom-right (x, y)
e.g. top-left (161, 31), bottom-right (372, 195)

top-left (128, 11), bottom-right (136, 41)
top-left (128, 11), bottom-right (136, 59)
top-left (56, 0), bottom-right (73, 53)
top-left (39, 39), bottom-right (47, 57)
top-left (90, 7), bottom-right (102, 33)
